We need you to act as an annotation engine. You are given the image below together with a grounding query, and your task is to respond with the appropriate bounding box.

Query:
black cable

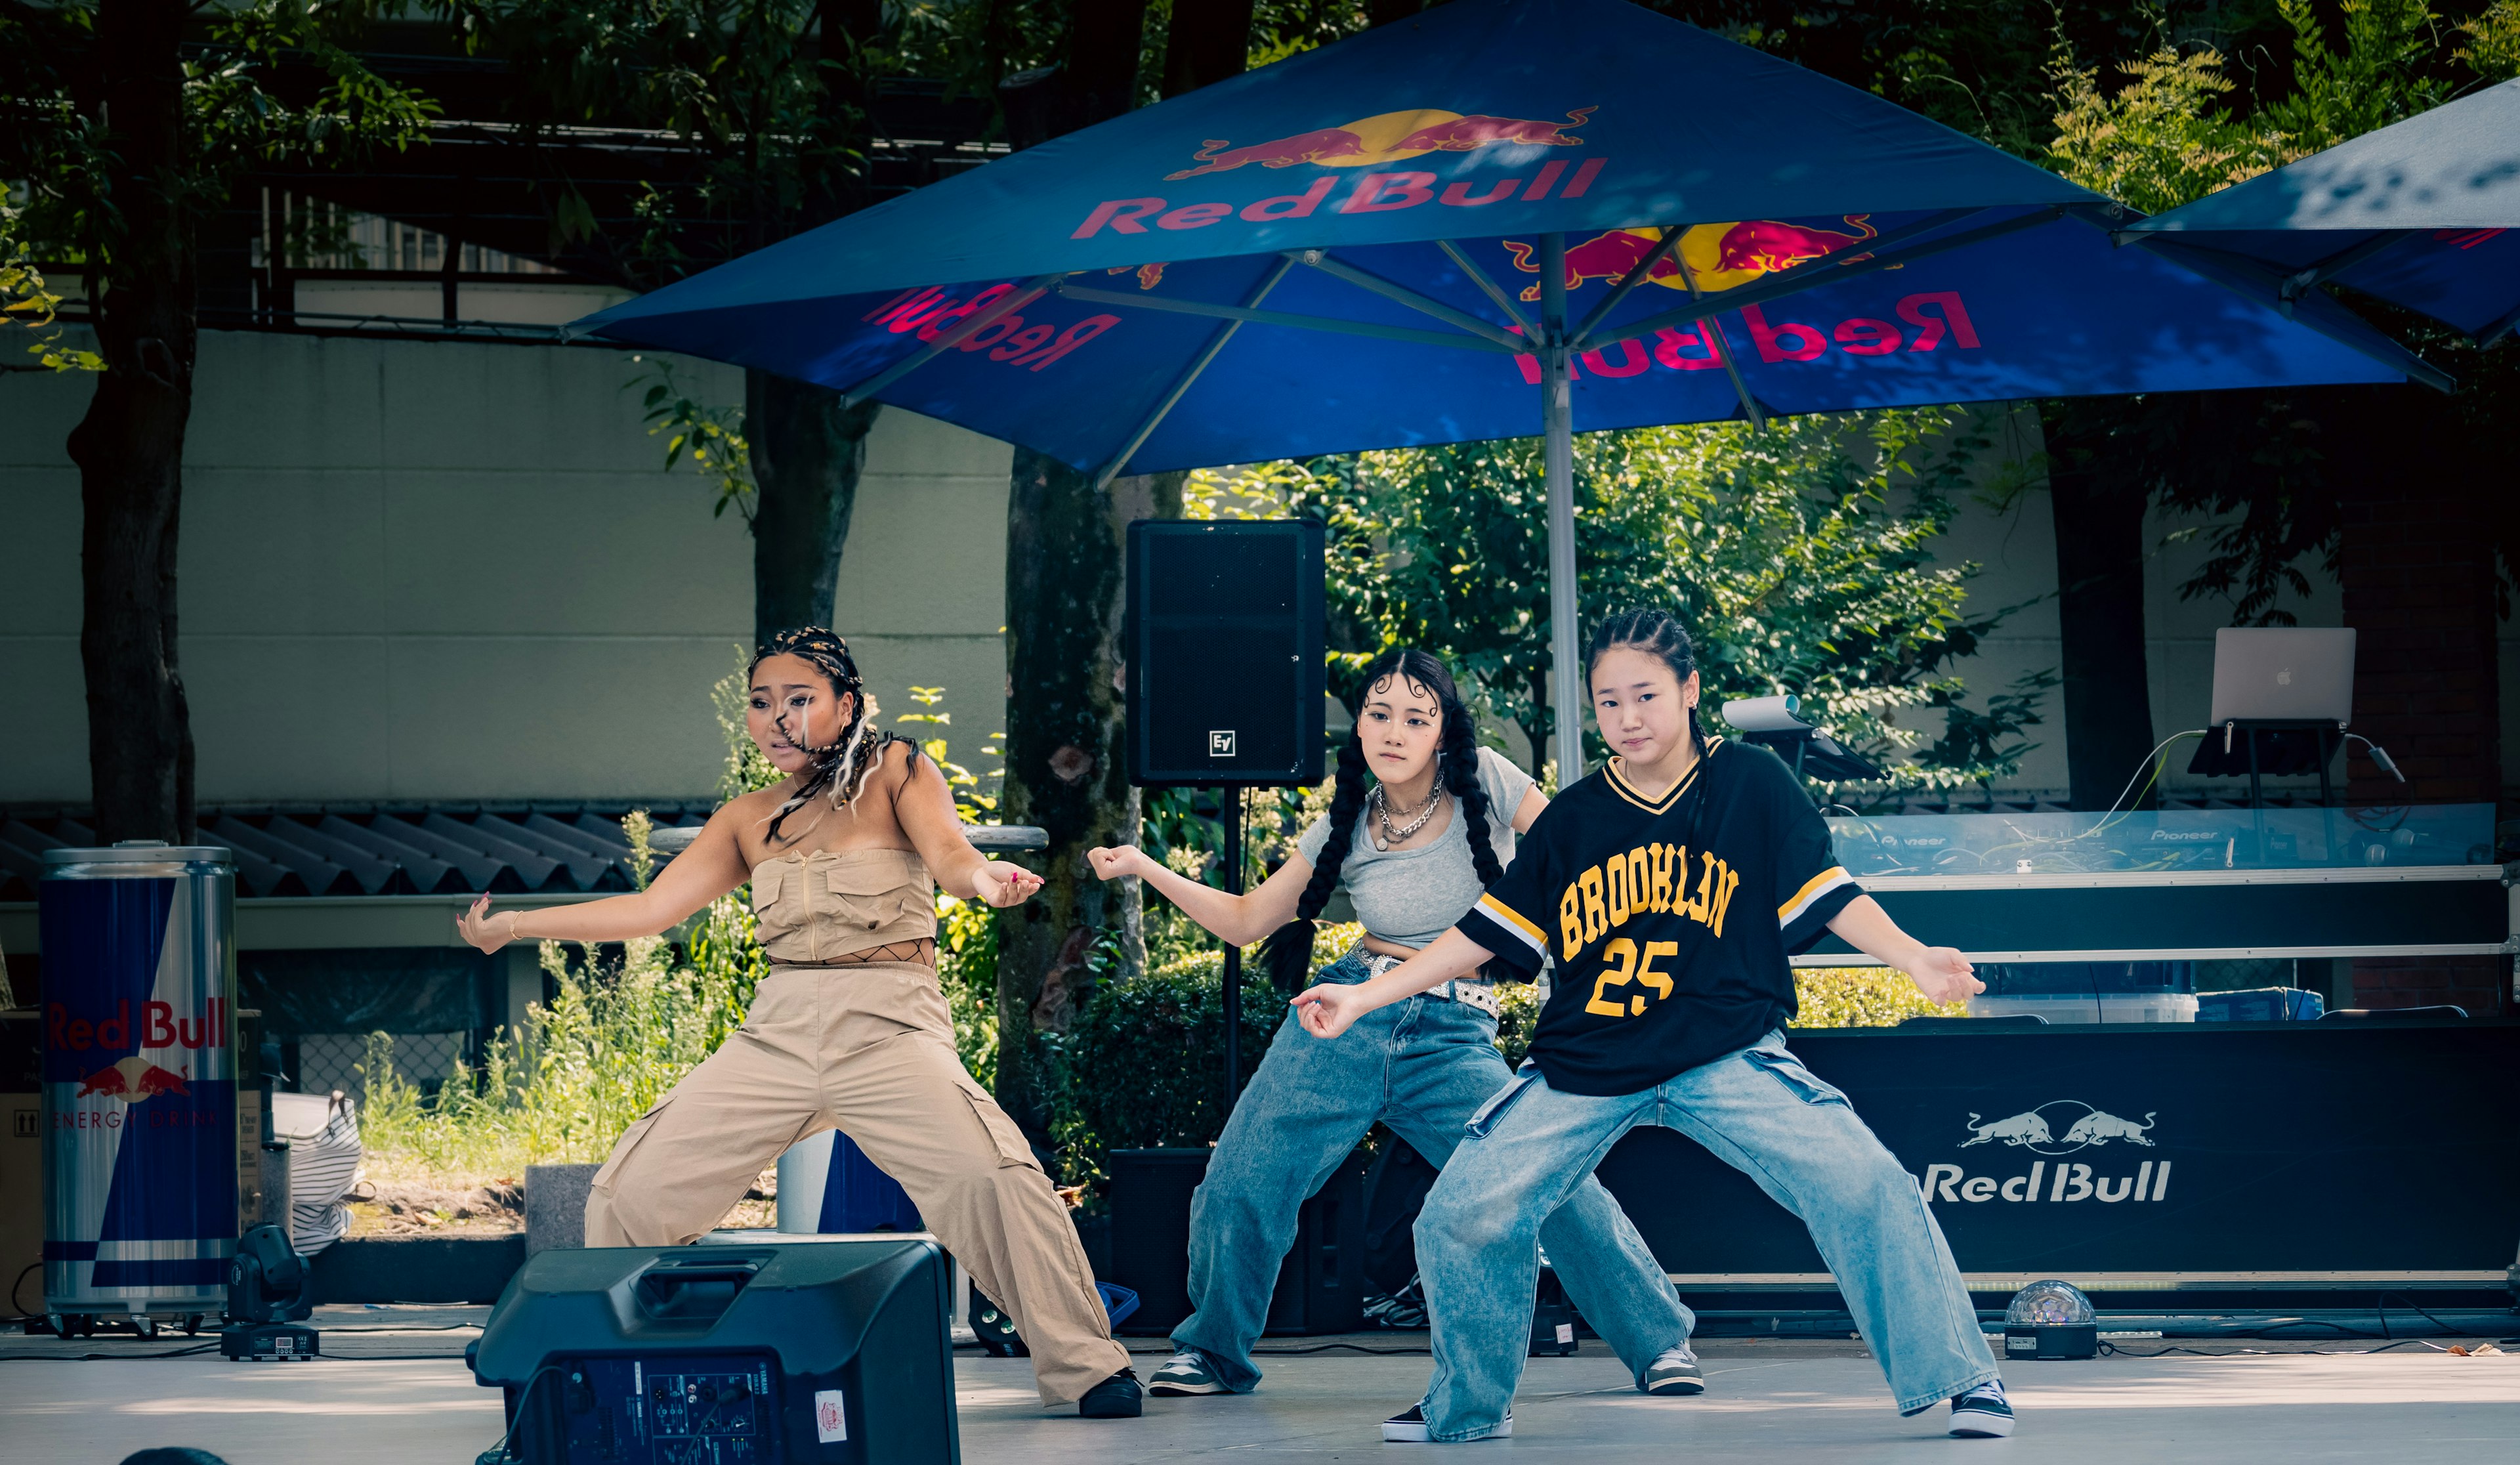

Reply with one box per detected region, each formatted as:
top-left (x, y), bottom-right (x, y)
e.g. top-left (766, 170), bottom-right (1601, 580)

top-left (0, 1342), bottom-right (222, 1361)
top-left (2377, 1292), bottom-right (2517, 1340)
top-left (1251, 1343), bottom-right (1432, 1355)
top-left (476, 1363), bottom-right (564, 1465)
top-left (7, 1262), bottom-right (39, 1322)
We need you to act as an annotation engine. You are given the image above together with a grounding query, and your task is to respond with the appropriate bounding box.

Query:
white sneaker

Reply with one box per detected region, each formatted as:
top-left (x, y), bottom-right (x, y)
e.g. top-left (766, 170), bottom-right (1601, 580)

top-left (1148, 1349), bottom-right (1227, 1395)
top-left (1381, 1405), bottom-right (1513, 1442)
top-left (1643, 1344), bottom-right (1706, 1395)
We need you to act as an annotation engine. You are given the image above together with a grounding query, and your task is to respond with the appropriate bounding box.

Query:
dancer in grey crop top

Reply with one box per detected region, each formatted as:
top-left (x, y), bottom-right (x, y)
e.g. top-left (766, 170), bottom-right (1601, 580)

top-left (1085, 648), bottom-right (1697, 1405)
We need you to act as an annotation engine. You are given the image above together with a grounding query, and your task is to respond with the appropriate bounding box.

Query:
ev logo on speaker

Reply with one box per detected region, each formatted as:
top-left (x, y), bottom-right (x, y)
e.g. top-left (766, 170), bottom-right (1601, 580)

top-left (1209, 730), bottom-right (1236, 756)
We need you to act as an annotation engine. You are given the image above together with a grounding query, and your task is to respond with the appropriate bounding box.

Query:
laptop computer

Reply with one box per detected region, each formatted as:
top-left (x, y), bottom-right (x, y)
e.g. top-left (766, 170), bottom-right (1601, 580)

top-left (2208, 627), bottom-right (2355, 727)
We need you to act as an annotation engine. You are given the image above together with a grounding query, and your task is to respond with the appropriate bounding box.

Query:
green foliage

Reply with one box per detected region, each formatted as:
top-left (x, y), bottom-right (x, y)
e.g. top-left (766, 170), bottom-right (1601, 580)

top-left (0, 0), bottom-right (436, 269)
top-left (1213, 409), bottom-right (2047, 796)
top-left (1044, 950), bottom-right (1282, 1194)
top-left (0, 207), bottom-right (100, 372)
top-left (1790, 966), bottom-right (1967, 1029)
top-left (635, 355), bottom-right (755, 521)
top-left (2462, 0), bottom-right (2520, 75)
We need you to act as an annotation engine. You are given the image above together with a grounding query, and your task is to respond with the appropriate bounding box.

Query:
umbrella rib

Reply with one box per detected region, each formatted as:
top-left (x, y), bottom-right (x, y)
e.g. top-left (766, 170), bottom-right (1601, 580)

top-left (1568, 207), bottom-right (1982, 351)
top-left (1678, 263), bottom-right (1765, 432)
top-left (1440, 240), bottom-right (1536, 337)
top-left (1051, 283), bottom-right (1519, 354)
top-left (1091, 257), bottom-right (1297, 490)
top-left (2477, 296), bottom-right (2520, 347)
top-left (1286, 249), bottom-right (1532, 352)
top-left (1591, 206), bottom-right (2063, 354)
top-left (1568, 226), bottom-right (1689, 348)
top-left (2278, 230), bottom-right (2414, 306)
top-left (839, 274), bottom-right (1060, 410)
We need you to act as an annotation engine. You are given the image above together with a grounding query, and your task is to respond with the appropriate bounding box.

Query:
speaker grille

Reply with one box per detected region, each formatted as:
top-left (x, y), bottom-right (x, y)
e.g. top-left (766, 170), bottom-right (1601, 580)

top-left (1127, 520), bottom-right (1326, 786)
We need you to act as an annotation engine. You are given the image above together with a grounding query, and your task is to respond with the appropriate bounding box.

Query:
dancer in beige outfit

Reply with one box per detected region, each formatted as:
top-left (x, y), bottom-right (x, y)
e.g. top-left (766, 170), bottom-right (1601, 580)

top-left (457, 627), bottom-right (1140, 1416)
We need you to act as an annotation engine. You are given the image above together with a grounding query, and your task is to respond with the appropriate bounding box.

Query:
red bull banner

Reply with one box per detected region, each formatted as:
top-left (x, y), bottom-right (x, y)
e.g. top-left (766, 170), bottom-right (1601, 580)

top-left (1596, 1023), bottom-right (2520, 1290)
top-left (40, 845), bottom-right (240, 1313)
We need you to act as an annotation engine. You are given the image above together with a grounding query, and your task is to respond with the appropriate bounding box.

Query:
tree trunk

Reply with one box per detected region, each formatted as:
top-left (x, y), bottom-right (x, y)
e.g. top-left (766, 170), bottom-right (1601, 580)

top-left (990, 0), bottom-right (1161, 1136)
top-left (746, 371), bottom-right (881, 643)
top-left (68, 0), bottom-right (198, 844)
top-left (2041, 408), bottom-right (2158, 811)
top-left (1162, 0), bottom-right (1255, 96)
top-left (743, 0), bottom-right (889, 646)
top-left (994, 457), bottom-right (1183, 1128)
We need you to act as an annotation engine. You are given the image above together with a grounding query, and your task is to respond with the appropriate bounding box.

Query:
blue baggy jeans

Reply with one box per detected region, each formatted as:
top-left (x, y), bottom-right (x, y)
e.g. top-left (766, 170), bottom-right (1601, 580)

top-left (1171, 950), bottom-right (1692, 1392)
top-left (1413, 1032), bottom-right (1998, 1440)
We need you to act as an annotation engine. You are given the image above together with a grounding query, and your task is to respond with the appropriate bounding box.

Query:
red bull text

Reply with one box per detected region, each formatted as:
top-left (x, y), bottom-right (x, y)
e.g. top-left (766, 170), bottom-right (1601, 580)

top-left (1082, 104), bottom-right (1609, 240)
top-left (39, 844), bottom-right (240, 1313)
top-left (1507, 292), bottom-right (1980, 385)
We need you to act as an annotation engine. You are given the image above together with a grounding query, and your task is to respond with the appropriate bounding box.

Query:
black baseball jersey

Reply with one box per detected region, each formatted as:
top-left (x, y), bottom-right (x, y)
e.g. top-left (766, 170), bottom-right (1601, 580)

top-left (1455, 738), bottom-right (1861, 1095)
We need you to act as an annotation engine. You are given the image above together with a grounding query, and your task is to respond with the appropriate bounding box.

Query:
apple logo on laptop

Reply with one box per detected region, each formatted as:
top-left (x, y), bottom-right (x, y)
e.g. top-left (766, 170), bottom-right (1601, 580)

top-left (2277, 669), bottom-right (2292, 685)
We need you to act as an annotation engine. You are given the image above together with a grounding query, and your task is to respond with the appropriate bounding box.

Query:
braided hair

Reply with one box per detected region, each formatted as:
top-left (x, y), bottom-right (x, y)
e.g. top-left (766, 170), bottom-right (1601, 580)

top-left (1585, 608), bottom-right (1708, 759)
top-left (749, 626), bottom-right (908, 845)
top-left (1262, 648), bottom-right (1502, 990)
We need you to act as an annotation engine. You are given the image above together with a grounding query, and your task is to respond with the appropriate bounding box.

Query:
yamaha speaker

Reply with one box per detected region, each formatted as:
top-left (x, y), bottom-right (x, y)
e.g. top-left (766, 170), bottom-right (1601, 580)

top-left (1126, 519), bottom-right (1327, 787)
top-left (469, 1241), bottom-right (957, 1464)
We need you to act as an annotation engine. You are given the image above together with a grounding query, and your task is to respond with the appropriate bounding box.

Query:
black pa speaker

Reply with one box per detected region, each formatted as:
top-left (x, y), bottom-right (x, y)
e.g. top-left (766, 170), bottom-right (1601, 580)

top-left (469, 1241), bottom-right (957, 1464)
top-left (1126, 519), bottom-right (1326, 786)
top-left (1103, 1147), bottom-right (1364, 1336)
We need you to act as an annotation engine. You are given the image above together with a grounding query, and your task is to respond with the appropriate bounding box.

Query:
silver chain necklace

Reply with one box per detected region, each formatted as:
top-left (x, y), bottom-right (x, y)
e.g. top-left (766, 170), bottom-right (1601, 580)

top-left (1371, 782), bottom-right (1446, 849)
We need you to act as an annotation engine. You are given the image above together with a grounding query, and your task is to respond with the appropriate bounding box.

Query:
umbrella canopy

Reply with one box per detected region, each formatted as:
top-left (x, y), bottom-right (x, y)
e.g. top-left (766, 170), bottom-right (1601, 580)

top-left (2117, 77), bottom-right (2520, 347)
top-left (576, 0), bottom-right (2409, 784)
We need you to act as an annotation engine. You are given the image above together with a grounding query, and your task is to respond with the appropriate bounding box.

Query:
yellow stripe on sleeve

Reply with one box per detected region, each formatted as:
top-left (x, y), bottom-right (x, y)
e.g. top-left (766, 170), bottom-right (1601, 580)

top-left (1776, 866), bottom-right (1851, 923)
top-left (1477, 893), bottom-right (1548, 952)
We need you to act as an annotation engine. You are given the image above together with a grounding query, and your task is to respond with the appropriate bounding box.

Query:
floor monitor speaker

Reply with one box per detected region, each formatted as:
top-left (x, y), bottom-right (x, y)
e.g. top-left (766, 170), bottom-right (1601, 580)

top-left (1127, 519), bottom-right (1326, 787)
top-left (470, 1240), bottom-right (957, 1464)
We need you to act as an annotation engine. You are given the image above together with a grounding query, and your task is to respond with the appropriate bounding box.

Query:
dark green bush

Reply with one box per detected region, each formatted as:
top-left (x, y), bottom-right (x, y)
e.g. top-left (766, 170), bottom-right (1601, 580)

top-left (1046, 954), bottom-right (1283, 1195)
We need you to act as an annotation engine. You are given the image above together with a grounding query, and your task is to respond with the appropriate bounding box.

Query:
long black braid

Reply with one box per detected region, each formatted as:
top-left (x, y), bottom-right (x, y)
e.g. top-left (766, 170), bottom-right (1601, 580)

top-left (1263, 648), bottom-right (1501, 990)
top-left (750, 626), bottom-right (911, 845)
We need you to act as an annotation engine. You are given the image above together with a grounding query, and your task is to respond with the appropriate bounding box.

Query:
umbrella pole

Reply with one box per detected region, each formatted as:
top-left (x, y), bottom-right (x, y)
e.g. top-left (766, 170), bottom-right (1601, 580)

top-left (1538, 234), bottom-right (1585, 787)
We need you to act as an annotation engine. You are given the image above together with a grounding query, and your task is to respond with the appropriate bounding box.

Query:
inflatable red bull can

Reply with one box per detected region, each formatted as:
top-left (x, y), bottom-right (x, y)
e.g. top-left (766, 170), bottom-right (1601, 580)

top-left (41, 841), bottom-right (240, 1322)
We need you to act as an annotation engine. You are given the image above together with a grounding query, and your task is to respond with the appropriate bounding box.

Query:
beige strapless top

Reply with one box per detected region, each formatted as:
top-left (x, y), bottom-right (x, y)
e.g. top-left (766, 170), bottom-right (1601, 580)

top-left (749, 848), bottom-right (938, 964)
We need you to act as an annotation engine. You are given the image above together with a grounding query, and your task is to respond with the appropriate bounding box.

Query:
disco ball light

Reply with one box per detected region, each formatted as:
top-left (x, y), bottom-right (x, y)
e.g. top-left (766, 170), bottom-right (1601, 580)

top-left (2003, 1279), bottom-right (2098, 1359)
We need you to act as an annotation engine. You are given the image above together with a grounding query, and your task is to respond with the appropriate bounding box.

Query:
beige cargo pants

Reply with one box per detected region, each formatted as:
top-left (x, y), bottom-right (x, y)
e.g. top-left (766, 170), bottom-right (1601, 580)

top-left (585, 963), bottom-right (1129, 1405)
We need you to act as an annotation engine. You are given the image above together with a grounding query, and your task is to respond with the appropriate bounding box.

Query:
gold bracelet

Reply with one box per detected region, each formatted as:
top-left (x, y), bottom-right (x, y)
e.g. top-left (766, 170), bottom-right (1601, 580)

top-left (506, 910), bottom-right (528, 943)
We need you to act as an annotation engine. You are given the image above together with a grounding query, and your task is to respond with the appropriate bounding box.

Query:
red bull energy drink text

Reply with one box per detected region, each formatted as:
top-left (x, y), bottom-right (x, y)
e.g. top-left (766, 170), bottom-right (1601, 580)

top-left (41, 841), bottom-right (240, 1322)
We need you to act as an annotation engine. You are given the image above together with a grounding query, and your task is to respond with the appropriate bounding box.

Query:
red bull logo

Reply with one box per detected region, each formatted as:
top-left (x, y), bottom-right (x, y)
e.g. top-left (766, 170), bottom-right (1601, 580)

top-left (70, 1055), bottom-right (192, 1105)
top-left (1076, 106), bottom-right (1608, 242)
top-left (2437, 228), bottom-right (2506, 249)
top-left (1506, 290), bottom-right (1979, 387)
top-left (858, 284), bottom-right (1122, 372)
top-left (1920, 1101), bottom-right (2172, 1208)
top-left (1166, 107), bottom-right (1594, 180)
top-left (1501, 217), bottom-right (1879, 302)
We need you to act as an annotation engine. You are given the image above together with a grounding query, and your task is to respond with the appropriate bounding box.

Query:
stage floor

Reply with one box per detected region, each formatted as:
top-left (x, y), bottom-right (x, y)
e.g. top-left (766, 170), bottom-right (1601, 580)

top-left (3, 1309), bottom-right (2515, 1463)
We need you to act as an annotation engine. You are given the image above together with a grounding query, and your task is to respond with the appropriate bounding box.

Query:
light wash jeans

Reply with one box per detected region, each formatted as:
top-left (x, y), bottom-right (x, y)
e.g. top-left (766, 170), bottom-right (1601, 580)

top-left (1172, 949), bottom-right (1692, 1393)
top-left (1414, 1031), bottom-right (1998, 1441)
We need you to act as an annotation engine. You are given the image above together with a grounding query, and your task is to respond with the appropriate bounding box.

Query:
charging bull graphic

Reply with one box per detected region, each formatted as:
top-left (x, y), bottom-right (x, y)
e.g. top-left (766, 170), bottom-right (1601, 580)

top-left (1501, 215), bottom-right (1878, 301)
top-left (1960, 1101), bottom-right (2160, 1156)
top-left (73, 1055), bottom-right (192, 1103)
top-left (1166, 107), bottom-right (1593, 180)
top-left (1959, 1109), bottom-right (2053, 1149)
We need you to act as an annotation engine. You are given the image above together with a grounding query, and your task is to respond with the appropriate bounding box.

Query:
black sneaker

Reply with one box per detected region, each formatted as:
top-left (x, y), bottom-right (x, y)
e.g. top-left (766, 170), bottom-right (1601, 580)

top-left (1078, 1367), bottom-right (1144, 1419)
top-left (1381, 1404), bottom-right (1512, 1442)
top-left (1148, 1349), bottom-right (1228, 1396)
top-left (1948, 1378), bottom-right (2013, 1437)
top-left (1643, 1344), bottom-right (1706, 1395)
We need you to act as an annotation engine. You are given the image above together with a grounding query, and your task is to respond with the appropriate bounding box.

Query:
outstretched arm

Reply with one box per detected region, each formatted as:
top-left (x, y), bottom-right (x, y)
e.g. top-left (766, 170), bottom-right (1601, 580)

top-left (1086, 844), bottom-right (1309, 946)
top-left (457, 806), bottom-right (752, 952)
top-left (1825, 895), bottom-right (1981, 1003)
top-left (892, 746), bottom-right (1045, 907)
top-left (1291, 927), bottom-right (1494, 1040)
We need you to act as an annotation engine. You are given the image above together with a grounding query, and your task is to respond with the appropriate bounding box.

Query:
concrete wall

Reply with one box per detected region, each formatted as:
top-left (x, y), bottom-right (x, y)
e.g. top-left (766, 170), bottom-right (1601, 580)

top-left (3, 329), bottom-right (2510, 814)
top-left (0, 331), bottom-right (1011, 809)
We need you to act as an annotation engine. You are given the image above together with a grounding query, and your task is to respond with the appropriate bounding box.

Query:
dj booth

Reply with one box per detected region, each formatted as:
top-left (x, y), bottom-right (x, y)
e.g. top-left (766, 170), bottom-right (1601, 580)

top-left (1597, 801), bottom-right (2520, 1313)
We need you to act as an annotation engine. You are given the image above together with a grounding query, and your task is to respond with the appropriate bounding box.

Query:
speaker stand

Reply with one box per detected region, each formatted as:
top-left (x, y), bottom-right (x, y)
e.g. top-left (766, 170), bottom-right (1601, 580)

top-left (1219, 785), bottom-right (1244, 1112)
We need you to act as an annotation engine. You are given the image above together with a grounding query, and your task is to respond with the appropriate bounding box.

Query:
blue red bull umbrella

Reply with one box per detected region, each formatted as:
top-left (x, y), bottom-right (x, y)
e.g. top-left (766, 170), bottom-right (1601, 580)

top-left (2116, 78), bottom-right (2520, 350)
top-left (573, 0), bottom-right (2412, 780)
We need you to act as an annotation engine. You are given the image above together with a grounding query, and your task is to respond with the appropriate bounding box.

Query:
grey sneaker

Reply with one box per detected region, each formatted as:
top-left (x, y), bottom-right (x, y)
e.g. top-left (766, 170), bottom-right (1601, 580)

top-left (1381, 1405), bottom-right (1512, 1442)
top-left (1643, 1344), bottom-right (1706, 1395)
top-left (1148, 1349), bottom-right (1228, 1396)
top-left (1948, 1378), bottom-right (2014, 1437)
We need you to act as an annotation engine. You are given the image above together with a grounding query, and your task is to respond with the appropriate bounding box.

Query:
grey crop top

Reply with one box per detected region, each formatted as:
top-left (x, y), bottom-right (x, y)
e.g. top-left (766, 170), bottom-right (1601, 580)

top-left (1295, 745), bottom-right (1536, 950)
